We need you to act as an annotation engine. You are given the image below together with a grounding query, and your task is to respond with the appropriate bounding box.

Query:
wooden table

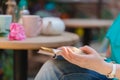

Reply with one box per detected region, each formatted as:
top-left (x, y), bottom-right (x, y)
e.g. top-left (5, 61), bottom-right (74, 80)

top-left (63, 19), bottom-right (113, 45)
top-left (63, 19), bottom-right (113, 28)
top-left (0, 32), bottom-right (79, 80)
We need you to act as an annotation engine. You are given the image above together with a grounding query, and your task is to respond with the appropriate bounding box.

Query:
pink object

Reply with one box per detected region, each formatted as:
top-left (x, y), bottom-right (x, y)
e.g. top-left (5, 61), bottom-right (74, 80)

top-left (8, 23), bottom-right (26, 40)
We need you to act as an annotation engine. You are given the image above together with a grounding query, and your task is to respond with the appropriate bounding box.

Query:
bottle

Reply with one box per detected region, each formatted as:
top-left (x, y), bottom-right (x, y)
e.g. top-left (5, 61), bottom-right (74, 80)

top-left (0, 0), bottom-right (7, 14)
top-left (18, 0), bottom-right (29, 24)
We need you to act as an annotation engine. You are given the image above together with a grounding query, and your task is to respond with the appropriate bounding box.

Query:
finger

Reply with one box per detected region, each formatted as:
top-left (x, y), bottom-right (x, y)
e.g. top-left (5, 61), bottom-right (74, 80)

top-left (61, 47), bottom-right (90, 67)
top-left (67, 47), bottom-right (80, 57)
top-left (67, 48), bottom-right (86, 60)
top-left (62, 47), bottom-right (80, 64)
top-left (60, 47), bottom-right (72, 61)
top-left (80, 46), bottom-right (97, 54)
top-left (66, 47), bottom-right (77, 59)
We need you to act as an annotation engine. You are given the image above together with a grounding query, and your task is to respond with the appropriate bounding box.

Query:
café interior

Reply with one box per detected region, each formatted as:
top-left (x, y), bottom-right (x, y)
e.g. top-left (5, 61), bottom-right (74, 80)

top-left (0, 0), bottom-right (119, 80)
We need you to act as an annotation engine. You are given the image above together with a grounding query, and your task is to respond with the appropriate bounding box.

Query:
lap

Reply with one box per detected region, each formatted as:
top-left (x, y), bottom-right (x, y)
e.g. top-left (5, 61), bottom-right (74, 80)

top-left (35, 56), bottom-right (111, 80)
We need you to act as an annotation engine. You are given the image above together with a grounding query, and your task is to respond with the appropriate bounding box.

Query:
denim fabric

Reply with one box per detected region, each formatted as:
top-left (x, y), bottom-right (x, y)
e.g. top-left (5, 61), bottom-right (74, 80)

top-left (35, 56), bottom-right (112, 80)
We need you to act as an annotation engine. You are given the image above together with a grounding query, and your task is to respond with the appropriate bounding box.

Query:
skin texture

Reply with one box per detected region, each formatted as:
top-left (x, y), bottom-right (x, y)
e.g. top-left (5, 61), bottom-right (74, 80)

top-left (59, 46), bottom-right (120, 79)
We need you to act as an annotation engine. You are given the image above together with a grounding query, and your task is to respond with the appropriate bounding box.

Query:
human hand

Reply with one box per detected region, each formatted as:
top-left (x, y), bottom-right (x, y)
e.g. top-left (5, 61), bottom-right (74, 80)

top-left (59, 46), bottom-right (112, 75)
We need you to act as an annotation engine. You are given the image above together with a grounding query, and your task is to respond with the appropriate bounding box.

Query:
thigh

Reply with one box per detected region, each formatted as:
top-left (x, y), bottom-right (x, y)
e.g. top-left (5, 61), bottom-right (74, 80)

top-left (35, 56), bottom-right (111, 80)
top-left (53, 58), bottom-right (110, 80)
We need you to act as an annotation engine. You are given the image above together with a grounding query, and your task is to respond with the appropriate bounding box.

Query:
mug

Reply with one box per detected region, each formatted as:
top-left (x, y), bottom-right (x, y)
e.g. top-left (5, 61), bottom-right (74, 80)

top-left (0, 15), bottom-right (12, 36)
top-left (22, 15), bottom-right (42, 37)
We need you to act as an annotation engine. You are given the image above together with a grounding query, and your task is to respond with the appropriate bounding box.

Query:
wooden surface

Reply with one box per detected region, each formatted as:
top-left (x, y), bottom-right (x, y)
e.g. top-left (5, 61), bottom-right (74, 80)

top-left (0, 32), bottom-right (79, 50)
top-left (63, 19), bottom-right (113, 28)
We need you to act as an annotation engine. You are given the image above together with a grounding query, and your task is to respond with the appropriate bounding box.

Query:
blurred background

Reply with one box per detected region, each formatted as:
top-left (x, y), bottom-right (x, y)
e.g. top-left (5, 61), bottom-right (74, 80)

top-left (0, 0), bottom-right (120, 80)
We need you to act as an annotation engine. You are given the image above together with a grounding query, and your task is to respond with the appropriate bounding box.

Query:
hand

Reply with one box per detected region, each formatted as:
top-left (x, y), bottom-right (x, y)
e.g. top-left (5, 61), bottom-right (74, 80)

top-left (59, 46), bottom-right (112, 75)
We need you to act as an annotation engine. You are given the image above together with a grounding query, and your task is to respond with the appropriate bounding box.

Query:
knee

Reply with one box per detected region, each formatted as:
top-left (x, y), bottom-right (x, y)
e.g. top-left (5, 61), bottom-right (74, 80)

top-left (34, 59), bottom-right (62, 80)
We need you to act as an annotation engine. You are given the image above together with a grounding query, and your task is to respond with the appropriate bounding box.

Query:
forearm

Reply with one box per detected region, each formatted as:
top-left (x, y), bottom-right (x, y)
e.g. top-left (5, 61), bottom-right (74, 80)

top-left (94, 62), bottom-right (112, 77)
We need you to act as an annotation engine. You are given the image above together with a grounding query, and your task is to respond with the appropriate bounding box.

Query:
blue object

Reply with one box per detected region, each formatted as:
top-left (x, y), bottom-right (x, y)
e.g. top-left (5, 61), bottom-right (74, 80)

top-left (45, 2), bottom-right (56, 11)
top-left (106, 13), bottom-right (120, 64)
top-left (18, 0), bottom-right (28, 8)
top-left (35, 59), bottom-right (110, 80)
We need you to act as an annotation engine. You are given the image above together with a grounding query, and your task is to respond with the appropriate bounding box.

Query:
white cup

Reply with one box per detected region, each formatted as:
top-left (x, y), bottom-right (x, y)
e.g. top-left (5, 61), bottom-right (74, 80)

top-left (0, 15), bottom-right (12, 36)
top-left (22, 15), bottom-right (42, 37)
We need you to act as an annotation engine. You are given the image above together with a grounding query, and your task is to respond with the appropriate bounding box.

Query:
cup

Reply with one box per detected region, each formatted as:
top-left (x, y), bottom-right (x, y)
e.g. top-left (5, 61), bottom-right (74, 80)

top-left (0, 15), bottom-right (12, 36)
top-left (22, 15), bottom-right (42, 37)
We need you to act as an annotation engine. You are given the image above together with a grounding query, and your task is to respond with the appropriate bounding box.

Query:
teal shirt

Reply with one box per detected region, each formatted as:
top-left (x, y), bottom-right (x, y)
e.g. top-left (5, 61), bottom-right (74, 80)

top-left (105, 14), bottom-right (120, 79)
top-left (106, 13), bottom-right (120, 64)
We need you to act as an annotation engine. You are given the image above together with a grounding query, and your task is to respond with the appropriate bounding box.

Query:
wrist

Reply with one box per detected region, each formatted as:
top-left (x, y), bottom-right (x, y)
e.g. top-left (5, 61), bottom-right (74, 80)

top-left (115, 64), bottom-right (120, 79)
top-left (96, 61), bottom-right (113, 76)
top-left (107, 63), bottom-right (117, 78)
top-left (98, 62), bottom-right (118, 78)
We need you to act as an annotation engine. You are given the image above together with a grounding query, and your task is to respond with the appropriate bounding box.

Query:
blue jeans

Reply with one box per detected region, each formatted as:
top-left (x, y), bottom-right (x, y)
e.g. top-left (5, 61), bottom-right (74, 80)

top-left (34, 56), bottom-right (112, 80)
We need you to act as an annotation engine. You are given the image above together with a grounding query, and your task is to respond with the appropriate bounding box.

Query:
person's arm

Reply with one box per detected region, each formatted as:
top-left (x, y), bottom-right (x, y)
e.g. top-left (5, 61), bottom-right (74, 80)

top-left (116, 64), bottom-right (120, 79)
top-left (59, 46), bottom-right (120, 79)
